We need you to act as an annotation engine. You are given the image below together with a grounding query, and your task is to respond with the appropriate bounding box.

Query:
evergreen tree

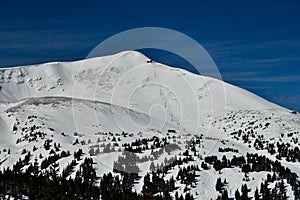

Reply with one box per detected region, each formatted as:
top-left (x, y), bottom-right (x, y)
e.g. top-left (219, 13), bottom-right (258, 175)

top-left (216, 177), bottom-right (222, 192)
top-left (221, 189), bottom-right (229, 200)
top-left (241, 184), bottom-right (249, 200)
top-left (235, 189), bottom-right (241, 200)
top-left (175, 191), bottom-right (179, 200)
top-left (254, 188), bottom-right (260, 200)
top-left (150, 161), bottom-right (155, 171)
top-left (142, 174), bottom-right (153, 200)
top-left (163, 191), bottom-right (172, 200)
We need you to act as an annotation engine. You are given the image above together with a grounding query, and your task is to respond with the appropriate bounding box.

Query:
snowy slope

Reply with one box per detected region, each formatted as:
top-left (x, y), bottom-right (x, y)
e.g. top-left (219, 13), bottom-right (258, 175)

top-left (0, 51), bottom-right (284, 133)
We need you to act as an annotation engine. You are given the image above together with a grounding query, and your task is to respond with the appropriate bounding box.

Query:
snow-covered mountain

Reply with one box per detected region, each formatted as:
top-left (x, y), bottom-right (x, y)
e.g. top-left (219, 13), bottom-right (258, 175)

top-left (0, 51), bottom-right (284, 133)
top-left (0, 51), bottom-right (299, 200)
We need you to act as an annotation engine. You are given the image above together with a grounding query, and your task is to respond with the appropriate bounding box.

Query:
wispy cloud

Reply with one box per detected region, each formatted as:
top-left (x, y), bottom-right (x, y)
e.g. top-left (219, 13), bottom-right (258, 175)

top-left (221, 71), bottom-right (263, 79)
top-left (224, 75), bottom-right (300, 82)
top-left (206, 39), bottom-right (300, 51)
top-left (204, 39), bottom-right (300, 67)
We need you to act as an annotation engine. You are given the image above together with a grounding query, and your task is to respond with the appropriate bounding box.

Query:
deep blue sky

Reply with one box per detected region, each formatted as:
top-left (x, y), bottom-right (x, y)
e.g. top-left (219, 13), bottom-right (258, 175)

top-left (0, 0), bottom-right (299, 111)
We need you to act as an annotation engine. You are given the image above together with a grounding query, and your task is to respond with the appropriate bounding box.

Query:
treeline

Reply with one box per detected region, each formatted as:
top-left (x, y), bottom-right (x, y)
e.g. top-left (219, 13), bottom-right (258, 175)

top-left (216, 177), bottom-right (289, 200)
top-left (204, 153), bottom-right (300, 198)
top-left (123, 136), bottom-right (169, 153)
top-left (0, 153), bottom-right (197, 200)
top-left (0, 157), bottom-right (99, 199)
top-left (274, 142), bottom-right (300, 162)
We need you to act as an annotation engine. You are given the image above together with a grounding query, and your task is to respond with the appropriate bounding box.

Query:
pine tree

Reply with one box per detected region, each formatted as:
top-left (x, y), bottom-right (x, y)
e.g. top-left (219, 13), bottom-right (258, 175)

top-left (235, 189), bottom-right (241, 200)
top-left (216, 177), bottom-right (222, 192)
top-left (150, 161), bottom-right (155, 171)
top-left (254, 188), bottom-right (260, 200)
top-left (279, 180), bottom-right (286, 198)
top-left (241, 184), bottom-right (249, 200)
top-left (163, 191), bottom-right (172, 200)
top-left (175, 191), bottom-right (179, 200)
top-left (33, 157), bottom-right (39, 176)
top-left (142, 174), bottom-right (153, 200)
top-left (221, 189), bottom-right (229, 200)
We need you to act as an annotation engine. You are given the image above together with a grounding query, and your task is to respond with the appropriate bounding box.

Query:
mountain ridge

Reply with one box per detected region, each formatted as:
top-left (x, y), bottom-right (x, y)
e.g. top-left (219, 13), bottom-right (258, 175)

top-left (0, 51), bottom-right (284, 110)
